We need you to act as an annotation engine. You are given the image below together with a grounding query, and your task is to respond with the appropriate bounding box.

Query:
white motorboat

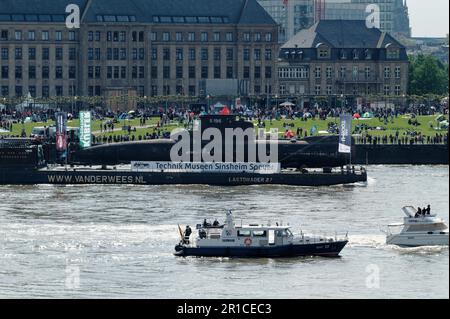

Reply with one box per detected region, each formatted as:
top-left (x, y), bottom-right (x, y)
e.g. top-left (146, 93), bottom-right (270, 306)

top-left (384, 206), bottom-right (449, 247)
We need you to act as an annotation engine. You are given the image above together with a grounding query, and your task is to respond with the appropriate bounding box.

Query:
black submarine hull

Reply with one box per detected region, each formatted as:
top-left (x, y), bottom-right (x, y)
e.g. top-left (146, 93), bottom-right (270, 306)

top-left (0, 167), bottom-right (367, 186)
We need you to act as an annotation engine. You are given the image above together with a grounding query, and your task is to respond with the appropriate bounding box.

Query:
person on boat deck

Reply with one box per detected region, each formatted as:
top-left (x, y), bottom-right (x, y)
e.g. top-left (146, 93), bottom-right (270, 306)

top-left (422, 207), bottom-right (427, 216)
top-left (417, 207), bottom-right (422, 217)
top-left (184, 226), bottom-right (192, 243)
top-left (213, 219), bottom-right (220, 227)
top-left (203, 219), bottom-right (210, 227)
top-left (426, 205), bottom-right (431, 215)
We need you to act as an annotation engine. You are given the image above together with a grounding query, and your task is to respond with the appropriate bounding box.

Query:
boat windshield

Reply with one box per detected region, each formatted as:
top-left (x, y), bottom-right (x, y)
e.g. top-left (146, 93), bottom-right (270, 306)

top-left (406, 223), bottom-right (448, 232)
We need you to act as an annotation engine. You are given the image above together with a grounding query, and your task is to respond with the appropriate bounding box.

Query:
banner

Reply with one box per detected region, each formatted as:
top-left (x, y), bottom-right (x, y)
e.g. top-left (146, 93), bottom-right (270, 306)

top-left (79, 111), bottom-right (92, 149)
top-left (338, 114), bottom-right (352, 154)
top-left (131, 162), bottom-right (281, 174)
top-left (55, 112), bottom-right (67, 151)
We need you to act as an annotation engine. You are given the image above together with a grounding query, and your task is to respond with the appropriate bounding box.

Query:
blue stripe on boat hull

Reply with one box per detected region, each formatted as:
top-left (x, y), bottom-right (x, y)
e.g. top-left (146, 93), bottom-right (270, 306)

top-left (174, 241), bottom-right (348, 258)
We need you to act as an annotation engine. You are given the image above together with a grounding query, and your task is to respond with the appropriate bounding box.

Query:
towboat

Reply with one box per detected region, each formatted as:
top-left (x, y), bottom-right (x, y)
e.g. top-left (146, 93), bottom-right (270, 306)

top-left (174, 211), bottom-right (348, 258)
top-left (384, 206), bottom-right (449, 247)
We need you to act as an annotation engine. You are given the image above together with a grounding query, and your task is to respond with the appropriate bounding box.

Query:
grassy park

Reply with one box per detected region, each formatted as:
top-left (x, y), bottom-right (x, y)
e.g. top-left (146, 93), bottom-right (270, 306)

top-left (1, 114), bottom-right (448, 140)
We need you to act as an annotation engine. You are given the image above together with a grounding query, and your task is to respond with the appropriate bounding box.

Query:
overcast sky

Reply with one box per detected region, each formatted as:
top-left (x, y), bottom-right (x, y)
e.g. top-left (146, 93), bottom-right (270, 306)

top-left (408, 0), bottom-right (449, 37)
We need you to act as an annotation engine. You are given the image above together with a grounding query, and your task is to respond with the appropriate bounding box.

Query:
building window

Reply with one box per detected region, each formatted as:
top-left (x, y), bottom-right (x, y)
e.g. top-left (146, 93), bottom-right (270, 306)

top-left (189, 48), bottom-right (196, 61)
top-left (265, 49), bottom-right (272, 61)
top-left (15, 31), bottom-right (22, 40)
top-left (365, 49), bottom-right (372, 60)
top-left (340, 50), bottom-right (347, 60)
top-left (339, 66), bottom-right (346, 79)
top-left (95, 66), bottom-right (101, 79)
top-left (15, 86), bottom-right (23, 97)
top-left (176, 48), bottom-right (183, 61)
top-left (395, 66), bottom-right (401, 79)
top-left (386, 49), bottom-right (400, 60)
top-left (28, 66), bottom-right (36, 79)
top-left (163, 48), bottom-right (170, 60)
top-left (214, 66), bottom-right (221, 78)
top-left (55, 31), bottom-right (62, 41)
top-left (265, 32), bottom-right (272, 42)
top-left (254, 32), bottom-right (261, 42)
top-left (107, 66), bottom-right (112, 79)
top-left (150, 32), bottom-right (157, 41)
top-left (384, 67), bottom-right (391, 79)
top-left (254, 85), bottom-right (261, 94)
top-left (42, 66), bottom-right (49, 79)
top-left (201, 48), bottom-right (208, 60)
top-left (55, 66), bottom-right (63, 79)
top-left (315, 67), bottom-right (321, 79)
top-left (29, 48), bottom-right (36, 60)
top-left (189, 85), bottom-right (196, 96)
top-left (315, 85), bottom-right (321, 95)
top-left (139, 66), bottom-right (144, 78)
top-left (395, 85), bottom-right (401, 96)
top-left (265, 66), bottom-right (272, 79)
top-left (69, 66), bottom-right (76, 79)
top-left (95, 31), bottom-right (101, 41)
top-left (69, 48), bottom-right (77, 60)
top-left (254, 66), bottom-right (261, 79)
top-left (326, 85), bottom-right (332, 95)
top-left (55, 86), bottom-right (63, 96)
top-left (1, 66), bottom-right (8, 79)
top-left (163, 66), bottom-right (170, 79)
top-left (189, 66), bottom-right (196, 79)
top-left (162, 32), bottom-right (170, 41)
top-left (41, 31), bottom-right (49, 41)
top-left (226, 32), bottom-right (233, 42)
top-left (226, 66), bottom-right (233, 79)
top-left (69, 31), bottom-right (76, 41)
top-left (1, 30), bottom-right (9, 41)
top-left (318, 48), bottom-right (329, 59)
top-left (243, 49), bottom-right (250, 61)
top-left (213, 32), bottom-right (220, 42)
top-left (326, 66), bottom-right (332, 79)
top-left (214, 48), bottom-right (221, 61)
top-left (42, 86), bottom-right (49, 97)
top-left (15, 66), bottom-right (22, 79)
top-left (384, 85), bottom-right (390, 95)
top-left (243, 66), bottom-right (250, 79)
top-left (56, 47), bottom-right (63, 60)
top-left (243, 32), bottom-right (250, 42)
top-left (365, 67), bottom-right (371, 80)
top-left (226, 48), bottom-right (233, 61)
top-left (201, 66), bottom-right (208, 78)
top-left (15, 48), bottom-right (22, 60)
top-left (119, 31), bottom-right (126, 42)
top-left (352, 66), bottom-right (358, 80)
top-left (1, 48), bottom-right (9, 60)
top-left (352, 49), bottom-right (359, 60)
top-left (176, 66), bottom-right (183, 78)
top-left (151, 85), bottom-right (158, 96)
top-left (28, 31), bottom-right (35, 41)
top-left (176, 32), bottom-right (183, 42)
top-left (1, 86), bottom-right (8, 96)
top-left (188, 32), bottom-right (195, 42)
top-left (254, 49), bottom-right (261, 61)
top-left (152, 48), bottom-right (157, 60)
top-left (201, 32), bottom-right (208, 42)
top-left (120, 48), bottom-right (126, 60)
top-left (151, 66), bottom-right (158, 78)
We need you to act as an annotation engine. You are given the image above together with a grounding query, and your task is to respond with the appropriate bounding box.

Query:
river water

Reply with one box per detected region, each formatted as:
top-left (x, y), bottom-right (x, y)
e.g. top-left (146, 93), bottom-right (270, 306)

top-left (0, 166), bottom-right (448, 299)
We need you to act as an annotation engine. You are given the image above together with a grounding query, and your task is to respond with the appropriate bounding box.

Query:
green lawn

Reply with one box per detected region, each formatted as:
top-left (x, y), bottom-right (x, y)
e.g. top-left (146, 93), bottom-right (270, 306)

top-left (2, 114), bottom-right (447, 139)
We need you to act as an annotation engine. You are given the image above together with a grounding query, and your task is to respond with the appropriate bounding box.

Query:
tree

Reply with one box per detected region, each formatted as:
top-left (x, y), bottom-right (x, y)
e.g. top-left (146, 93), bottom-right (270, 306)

top-left (408, 54), bottom-right (449, 96)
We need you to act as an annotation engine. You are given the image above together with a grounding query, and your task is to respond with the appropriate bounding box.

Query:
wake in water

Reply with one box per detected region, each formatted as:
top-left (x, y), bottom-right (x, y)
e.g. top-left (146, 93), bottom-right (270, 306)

top-left (348, 234), bottom-right (449, 255)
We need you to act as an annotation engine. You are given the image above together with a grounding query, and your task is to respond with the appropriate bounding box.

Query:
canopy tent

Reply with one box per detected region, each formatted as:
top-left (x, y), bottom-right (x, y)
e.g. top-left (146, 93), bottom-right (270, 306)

top-left (362, 112), bottom-right (373, 118)
top-left (279, 101), bottom-right (295, 107)
top-left (219, 106), bottom-right (231, 115)
top-left (353, 113), bottom-right (361, 119)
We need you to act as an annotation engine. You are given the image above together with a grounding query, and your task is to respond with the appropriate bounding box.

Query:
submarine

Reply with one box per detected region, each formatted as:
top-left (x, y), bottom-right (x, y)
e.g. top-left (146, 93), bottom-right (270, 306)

top-left (71, 115), bottom-right (349, 168)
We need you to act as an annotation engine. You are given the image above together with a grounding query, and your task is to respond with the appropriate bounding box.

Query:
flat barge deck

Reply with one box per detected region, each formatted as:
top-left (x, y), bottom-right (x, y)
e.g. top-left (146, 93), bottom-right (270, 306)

top-left (0, 166), bottom-right (367, 186)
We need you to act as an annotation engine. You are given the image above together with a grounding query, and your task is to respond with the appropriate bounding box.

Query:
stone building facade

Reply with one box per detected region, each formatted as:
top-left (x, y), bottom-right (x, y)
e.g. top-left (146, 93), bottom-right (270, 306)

top-left (277, 20), bottom-right (409, 106)
top-left (0, 0), bottom-right (279, 101)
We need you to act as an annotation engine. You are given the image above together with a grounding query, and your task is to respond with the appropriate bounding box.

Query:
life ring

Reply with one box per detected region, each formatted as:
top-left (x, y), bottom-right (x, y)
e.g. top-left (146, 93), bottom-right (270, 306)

top-left (244, 237), bottom-right (252, 246)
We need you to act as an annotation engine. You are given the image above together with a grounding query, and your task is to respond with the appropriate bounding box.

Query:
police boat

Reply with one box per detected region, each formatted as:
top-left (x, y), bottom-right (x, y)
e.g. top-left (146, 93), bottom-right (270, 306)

top-left (174, 211), bottom-right (348, 258)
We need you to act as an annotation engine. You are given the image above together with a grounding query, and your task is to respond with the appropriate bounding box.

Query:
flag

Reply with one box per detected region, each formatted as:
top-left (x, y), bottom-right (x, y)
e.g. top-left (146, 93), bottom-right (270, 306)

top-left (55, 112), bottom-right (67, 152)
top-left (338, 114), bottom-right (352, 154)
